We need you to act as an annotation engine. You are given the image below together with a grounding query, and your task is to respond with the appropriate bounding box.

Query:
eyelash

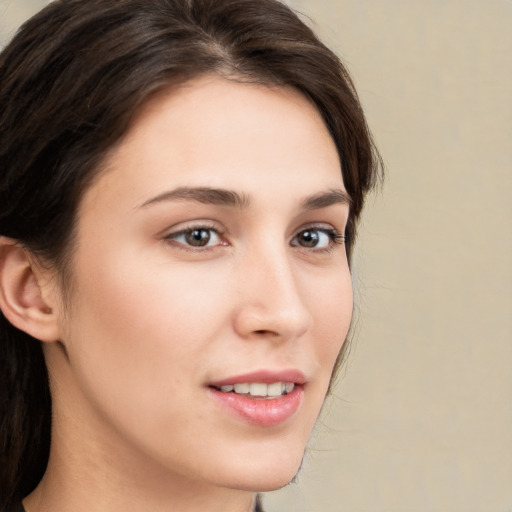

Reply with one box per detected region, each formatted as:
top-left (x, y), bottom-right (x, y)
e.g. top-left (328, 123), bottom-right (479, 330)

top-left (163, 224), bottom-right (345, 253)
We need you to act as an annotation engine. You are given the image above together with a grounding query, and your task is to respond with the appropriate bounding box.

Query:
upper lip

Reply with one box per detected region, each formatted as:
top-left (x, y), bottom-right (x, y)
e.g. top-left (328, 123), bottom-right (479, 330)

top-left (208, 369), bottom-right (307, 388)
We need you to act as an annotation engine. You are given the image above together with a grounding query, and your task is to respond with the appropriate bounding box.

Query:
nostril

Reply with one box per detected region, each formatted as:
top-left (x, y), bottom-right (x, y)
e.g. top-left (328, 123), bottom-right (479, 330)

top-left (254, 329), bottom-right (279, 336)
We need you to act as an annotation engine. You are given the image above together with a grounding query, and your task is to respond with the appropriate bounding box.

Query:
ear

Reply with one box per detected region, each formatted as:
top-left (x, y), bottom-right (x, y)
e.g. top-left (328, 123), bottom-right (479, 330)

top-left (0, 237), bottom-right (60, 342)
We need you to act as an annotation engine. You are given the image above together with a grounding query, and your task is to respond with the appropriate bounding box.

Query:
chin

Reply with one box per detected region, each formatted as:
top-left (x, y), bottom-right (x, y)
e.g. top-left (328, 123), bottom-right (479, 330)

top-left (245, 470), bottom-right (300, 493)
top-left (214, 448), bottom-right (305, 493)
top-left (225, 471), bottom-right (300, 493)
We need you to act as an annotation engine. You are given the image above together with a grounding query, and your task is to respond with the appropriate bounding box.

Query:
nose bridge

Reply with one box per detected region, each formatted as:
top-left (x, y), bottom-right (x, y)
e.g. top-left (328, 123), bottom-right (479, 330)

top-left (234, 238), bottom-right (312, 340)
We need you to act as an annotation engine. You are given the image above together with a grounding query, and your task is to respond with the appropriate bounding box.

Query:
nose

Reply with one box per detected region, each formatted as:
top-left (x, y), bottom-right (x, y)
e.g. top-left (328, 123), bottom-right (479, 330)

top-left (232, 245), bottom-right (312, 342)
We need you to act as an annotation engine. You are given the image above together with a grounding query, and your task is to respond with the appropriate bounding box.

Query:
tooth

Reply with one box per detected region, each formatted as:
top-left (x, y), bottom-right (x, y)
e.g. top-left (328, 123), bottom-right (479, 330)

top-left (249, 383), bottom-right (268, 396)
top-left (267, 382), bottom-right (283, 397)
top-left (234, 383), bottom-right (250, 394)
top-left (220, 385), bottom-right (234, 393)
top-left (285, 383), bottom-right (295, 393)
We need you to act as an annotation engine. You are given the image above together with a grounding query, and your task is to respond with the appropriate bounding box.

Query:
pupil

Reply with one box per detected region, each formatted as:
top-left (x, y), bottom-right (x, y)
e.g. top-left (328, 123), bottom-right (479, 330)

top-left (186, 229), bottom-right (210, 246)
top-left (300, 230), bottom-right (318, 247)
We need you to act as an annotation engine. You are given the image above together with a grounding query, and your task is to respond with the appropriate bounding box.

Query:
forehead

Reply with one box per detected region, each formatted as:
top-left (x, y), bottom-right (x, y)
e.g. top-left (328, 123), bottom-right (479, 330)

top-left (83, 75), bottom-right (344, 213)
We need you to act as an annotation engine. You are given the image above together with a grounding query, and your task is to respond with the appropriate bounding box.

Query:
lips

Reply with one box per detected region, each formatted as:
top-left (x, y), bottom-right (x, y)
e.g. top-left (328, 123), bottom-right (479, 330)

top-left (208, 369), bottom-right (306, 426)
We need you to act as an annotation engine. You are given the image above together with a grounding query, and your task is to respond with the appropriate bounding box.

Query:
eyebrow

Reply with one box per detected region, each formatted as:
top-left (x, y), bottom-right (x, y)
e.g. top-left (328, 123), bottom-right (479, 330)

top-left (139, 186), bottom-right (351, 211)
top-left (140, 186), bottom-right (250, 209)
top-left (301, 189), bottom-right (352, 210)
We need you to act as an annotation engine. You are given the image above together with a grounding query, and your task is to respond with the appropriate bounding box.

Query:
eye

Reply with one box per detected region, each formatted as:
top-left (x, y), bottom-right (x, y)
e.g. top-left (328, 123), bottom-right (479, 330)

top-left (291, 227), bottom-right (344, 250)
top-left (165, 227), bottom-right (224, 248)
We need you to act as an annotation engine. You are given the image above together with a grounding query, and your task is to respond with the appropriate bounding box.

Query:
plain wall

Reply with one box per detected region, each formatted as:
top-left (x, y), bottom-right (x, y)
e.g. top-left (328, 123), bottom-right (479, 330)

top-left (2, 1), bottom-right (511, 511)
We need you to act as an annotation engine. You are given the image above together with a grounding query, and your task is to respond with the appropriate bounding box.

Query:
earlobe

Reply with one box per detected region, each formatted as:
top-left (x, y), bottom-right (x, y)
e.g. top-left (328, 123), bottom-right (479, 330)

top-left (0, 238), bottom-right (60, 342)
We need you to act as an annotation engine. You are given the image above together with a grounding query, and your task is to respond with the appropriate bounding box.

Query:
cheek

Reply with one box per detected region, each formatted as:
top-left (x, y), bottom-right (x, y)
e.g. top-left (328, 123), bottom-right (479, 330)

top-left (57, 251), bottom-right (237, 472)
top-left (308, 270), bottom-right (353, 377)
top-left (71, 255), bottom-right (219, 353)
top-left (61, 250), bottom-right (223, 414)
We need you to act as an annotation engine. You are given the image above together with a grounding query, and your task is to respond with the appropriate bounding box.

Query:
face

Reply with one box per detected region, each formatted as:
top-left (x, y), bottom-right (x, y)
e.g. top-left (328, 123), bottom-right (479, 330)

top-left (48, 76), bottom-right (353, 495)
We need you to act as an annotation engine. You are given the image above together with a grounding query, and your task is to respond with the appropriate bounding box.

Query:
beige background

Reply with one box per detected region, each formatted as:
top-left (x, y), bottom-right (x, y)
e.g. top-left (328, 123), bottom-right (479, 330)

top-left (2, 1), bottom-right (511, 511)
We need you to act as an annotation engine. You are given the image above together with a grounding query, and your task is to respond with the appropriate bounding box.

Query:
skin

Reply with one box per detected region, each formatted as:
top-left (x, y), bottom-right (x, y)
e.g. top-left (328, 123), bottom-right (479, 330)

top-left (23, 76), bottom-right (353, 512)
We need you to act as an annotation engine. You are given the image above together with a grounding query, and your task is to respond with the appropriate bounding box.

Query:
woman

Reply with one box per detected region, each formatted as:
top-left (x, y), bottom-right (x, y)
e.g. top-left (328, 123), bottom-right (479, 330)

top-left (0, 1), bottom-right (382, 511)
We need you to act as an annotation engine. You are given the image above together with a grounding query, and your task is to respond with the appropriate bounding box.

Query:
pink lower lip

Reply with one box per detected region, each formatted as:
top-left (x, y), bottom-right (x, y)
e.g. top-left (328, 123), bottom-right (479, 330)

top-left (209, 385), bottom-right (304, 427)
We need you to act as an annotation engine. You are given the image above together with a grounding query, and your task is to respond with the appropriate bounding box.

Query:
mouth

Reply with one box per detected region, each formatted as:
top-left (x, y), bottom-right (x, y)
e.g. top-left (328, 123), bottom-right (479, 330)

top-left (207, 370), bottom-right (306, 426)
top-left (211, 381), bottom-right (296, 398)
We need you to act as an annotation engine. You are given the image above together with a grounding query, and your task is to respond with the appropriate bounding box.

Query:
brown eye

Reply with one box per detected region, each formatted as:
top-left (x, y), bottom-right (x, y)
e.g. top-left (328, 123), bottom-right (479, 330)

top-left (165, 227), bottom-right (223, 248)
top-left (291, 228), bottom-right (344, 250)
top-left (185, 229), bottom-right (212, 246)
top-left (296, 230), bottom-right (320, 248)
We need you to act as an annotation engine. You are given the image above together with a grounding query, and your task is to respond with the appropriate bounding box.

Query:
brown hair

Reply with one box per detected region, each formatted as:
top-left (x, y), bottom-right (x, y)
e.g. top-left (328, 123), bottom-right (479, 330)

top-left (0, 0), bottom-right (382, 507)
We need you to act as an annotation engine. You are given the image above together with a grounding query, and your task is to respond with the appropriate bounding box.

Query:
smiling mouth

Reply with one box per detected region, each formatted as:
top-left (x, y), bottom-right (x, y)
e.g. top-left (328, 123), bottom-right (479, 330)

top-left (208, 381), bottom-right (304, 426)
top-left (211, 382), bottom-right (295, 398)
